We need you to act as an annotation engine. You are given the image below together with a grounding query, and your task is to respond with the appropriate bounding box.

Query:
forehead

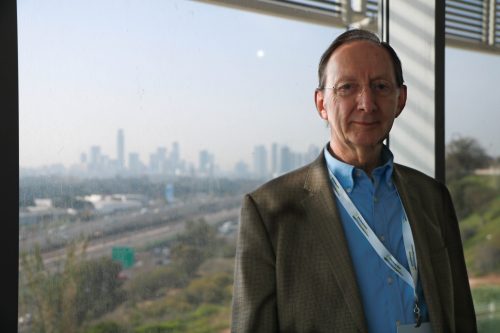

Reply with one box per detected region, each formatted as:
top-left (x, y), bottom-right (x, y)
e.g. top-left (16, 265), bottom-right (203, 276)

top-left (325, 40), bottom-right (396, 82)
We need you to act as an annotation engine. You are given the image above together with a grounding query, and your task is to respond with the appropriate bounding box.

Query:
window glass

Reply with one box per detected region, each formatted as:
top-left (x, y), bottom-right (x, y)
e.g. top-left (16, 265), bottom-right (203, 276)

top-left (18, 1), bottom-right (340, 332)
top-left (19, 1), bottom-right (500, 331)
top-left (446, 48), bottom-right (500, 332)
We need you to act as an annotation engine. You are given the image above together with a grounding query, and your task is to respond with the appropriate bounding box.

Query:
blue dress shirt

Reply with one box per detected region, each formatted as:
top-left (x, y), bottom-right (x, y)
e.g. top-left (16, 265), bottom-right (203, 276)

top-left (324, 145), bottom-right (428, 333)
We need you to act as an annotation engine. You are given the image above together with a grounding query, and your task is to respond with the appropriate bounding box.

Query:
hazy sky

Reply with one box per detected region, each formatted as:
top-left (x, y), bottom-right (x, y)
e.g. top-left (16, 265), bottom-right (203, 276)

top-left (18, 0), bottom-right (500, 171)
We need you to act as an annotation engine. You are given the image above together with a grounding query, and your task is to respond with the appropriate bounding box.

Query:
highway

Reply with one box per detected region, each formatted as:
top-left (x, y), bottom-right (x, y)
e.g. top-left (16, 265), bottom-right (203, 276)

top-left (19, 195), bottom-right (241, 271)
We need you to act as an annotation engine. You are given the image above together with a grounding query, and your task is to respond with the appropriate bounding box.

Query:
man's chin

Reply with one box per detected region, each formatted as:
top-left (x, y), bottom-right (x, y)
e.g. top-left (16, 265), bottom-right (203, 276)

top-left (346, 137), bottom-right (385, 148)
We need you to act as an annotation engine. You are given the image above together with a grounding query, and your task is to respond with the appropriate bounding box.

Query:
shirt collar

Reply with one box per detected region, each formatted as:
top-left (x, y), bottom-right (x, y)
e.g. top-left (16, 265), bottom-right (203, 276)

top-left (323, 144), bottom-right (394, 189)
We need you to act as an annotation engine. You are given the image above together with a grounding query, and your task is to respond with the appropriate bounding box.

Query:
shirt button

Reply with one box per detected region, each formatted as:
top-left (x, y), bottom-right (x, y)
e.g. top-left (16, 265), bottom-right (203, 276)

top-left (346, 188), bottom-right (352, 193)
top-left (387, 277), bottom-right (393, 284)
top-left (380, 235), bottom-right (385, 242)
top-left (373, 196), bottom-right (378, 202)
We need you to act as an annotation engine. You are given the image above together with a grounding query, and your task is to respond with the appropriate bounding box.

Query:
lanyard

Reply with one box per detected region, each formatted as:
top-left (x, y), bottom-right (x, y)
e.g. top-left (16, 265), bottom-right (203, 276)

top-left (328, 170), bottom-right (422, 326)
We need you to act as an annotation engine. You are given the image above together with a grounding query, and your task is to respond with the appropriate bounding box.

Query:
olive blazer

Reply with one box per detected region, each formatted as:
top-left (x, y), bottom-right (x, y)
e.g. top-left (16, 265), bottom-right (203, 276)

top-left (231, 153), bottom-right (476, 333)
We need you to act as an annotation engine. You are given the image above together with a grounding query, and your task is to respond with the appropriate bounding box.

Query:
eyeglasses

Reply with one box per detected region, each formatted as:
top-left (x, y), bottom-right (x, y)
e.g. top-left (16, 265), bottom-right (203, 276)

top-left (321, 80), bottom-right (397, 98)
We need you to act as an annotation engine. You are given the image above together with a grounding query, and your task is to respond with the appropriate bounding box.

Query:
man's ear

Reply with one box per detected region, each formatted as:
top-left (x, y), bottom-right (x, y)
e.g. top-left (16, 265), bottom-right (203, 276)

top-left (315, 89), bottom-right (328, 120)
top-left (396, 84), bottom-right (407, 118)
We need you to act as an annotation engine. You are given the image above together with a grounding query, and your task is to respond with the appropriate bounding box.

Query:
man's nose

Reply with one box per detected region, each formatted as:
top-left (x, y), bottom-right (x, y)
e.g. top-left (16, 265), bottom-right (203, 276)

top-left (356, 86), bottom-right (376, 112)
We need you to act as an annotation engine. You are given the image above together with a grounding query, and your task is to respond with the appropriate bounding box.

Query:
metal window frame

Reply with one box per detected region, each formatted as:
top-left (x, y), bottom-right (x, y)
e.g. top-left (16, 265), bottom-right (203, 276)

top-left (1, 0), bottom-right (19, 331)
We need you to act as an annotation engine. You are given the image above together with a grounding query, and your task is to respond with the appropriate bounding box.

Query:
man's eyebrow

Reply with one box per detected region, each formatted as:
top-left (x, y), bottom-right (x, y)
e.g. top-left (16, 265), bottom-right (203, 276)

top-left (370, 74), bottom-right (393, 81)
top-left (332, 75), bottom-right (357, 83)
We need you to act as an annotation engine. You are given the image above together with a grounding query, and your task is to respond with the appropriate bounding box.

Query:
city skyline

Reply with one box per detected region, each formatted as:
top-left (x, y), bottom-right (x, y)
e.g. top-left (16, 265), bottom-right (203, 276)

top-left (18, 1), bottom-right (500, 173)
top-left (20, 128), bottom-right (322, 179)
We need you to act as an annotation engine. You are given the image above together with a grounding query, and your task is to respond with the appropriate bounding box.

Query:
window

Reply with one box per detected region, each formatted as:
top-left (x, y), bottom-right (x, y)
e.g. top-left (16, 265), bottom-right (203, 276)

top-left (446, 47), bottom-right (500, 331)
top-left (17, 1), bottom-right (340, 332)
top-left (10, 1), bottom-right (500, 332)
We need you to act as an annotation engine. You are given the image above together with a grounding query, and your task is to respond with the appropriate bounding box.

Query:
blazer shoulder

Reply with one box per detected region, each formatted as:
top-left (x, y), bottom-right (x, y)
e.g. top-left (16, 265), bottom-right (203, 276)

top-left (394, 163), bottom-right (446, 189)
top-left (251, 164), bottom-right (310, 199)
top-left (393, 163), bottom-right (453, 207)
top-left (246, 154), bottom-right (325, 208)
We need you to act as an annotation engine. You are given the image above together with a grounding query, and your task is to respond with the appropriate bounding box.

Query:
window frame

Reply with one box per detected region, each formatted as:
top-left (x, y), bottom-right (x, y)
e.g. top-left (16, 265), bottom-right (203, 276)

top-left (1, 0), bottom-right (20, 331)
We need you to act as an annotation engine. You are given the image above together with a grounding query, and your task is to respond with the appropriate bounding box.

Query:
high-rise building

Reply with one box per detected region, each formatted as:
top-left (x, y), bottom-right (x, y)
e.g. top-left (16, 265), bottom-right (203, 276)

top-left (199, 149), bottom-right (214, 176)
top-left (280, 145), bottom-right (294, 174)
top-left (157, 147), bottom-right (167, 173)
top-left (271, 143), bottom-right (279, 176)
top-left (89, 146), bottom-right (101, 168)
top-left (128, 153), bottom-right (144, 174)
top-left (149, 153), bottom-right (159, 174)
top-left (150, 147), bottom-right (167, 174)
top-left (253, 145), bottom-right (268, 179)
top-left (117, 129), bottom-right (125, 170)
top-left (170, 141), bottom-right (180, 173)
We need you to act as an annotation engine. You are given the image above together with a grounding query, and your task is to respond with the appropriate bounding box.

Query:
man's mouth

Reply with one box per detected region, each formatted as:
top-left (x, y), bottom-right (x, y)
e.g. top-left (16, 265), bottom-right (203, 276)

top-left (351, 121), bottom-right (378, 126)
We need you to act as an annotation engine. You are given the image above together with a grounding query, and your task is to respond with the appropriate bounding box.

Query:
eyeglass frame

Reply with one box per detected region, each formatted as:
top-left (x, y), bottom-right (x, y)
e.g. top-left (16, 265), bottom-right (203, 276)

top-left (317, 79), bottom-right (403, 98)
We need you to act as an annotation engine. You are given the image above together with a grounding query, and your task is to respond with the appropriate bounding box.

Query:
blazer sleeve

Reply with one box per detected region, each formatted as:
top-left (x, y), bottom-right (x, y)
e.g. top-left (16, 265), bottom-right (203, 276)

top-left (231, 194), bottom-right (278, 333)
top-left (441, 185), bottom-right (477, 332)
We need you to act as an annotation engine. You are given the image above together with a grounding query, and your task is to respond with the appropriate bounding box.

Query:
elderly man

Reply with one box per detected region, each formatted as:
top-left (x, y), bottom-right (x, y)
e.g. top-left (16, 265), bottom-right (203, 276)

top-left (231, 29), bottom-right (476, 333)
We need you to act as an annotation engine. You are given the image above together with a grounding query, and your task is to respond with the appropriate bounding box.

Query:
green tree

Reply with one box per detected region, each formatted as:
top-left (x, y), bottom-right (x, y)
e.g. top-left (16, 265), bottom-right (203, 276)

top-left (74, 257), bottom-right (125, 323)
top-left (19, 241), bottom-right (126, 333)
top-left (448, 177), bottom-right (497, 219)
top-left (19, 243), bottom-right (83, 333)
top-left (446, 136), bottom-right (492, 183)
top-left (128, 219), bottom-right (221, 303)
top-left (169, 219), bottom-right (217, 279)
top-left (127, 266), bottom-right (184, 302)
top-left (184, 272), bottom-right (233, 305)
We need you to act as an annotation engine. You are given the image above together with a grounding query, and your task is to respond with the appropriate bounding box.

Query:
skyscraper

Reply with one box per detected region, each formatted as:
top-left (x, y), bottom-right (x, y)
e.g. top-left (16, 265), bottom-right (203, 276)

top-left (90, 146), bottom-right (101, 167)
top-left (271, 143), bottom-right (279, 177)
top-left (280, 145), bottom-right (293, 174)
top-left (170, 141), bottom-right (180, 174)
top-left (117, 129), bottom-right (125, 170)
top-left (128, 152), bottom-right (143, 174)
top-left (253, 145), bottom-right (268, 179)
top-left (149, 147), bottom-right (167, 174)
top-left (88, 145), bottom-right (103, 174)
top-left (199, 149), bottom-right (214, 176)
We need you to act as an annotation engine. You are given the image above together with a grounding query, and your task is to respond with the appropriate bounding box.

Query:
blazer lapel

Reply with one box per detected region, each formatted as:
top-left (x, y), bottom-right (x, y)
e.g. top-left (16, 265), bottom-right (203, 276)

top-left (302, 155), bottom-right (368, 333)
top-left (393, 166), bottom-right (444, 332)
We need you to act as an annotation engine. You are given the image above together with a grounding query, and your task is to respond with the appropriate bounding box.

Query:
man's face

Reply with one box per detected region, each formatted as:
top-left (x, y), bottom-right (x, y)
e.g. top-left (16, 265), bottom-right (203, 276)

top-left (315, 40), bottom-right (407, 151)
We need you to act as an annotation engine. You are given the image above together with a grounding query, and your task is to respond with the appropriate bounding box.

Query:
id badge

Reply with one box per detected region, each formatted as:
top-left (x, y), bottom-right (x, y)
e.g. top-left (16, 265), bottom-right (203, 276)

top-left (397, 322), bottom-right (433, 333)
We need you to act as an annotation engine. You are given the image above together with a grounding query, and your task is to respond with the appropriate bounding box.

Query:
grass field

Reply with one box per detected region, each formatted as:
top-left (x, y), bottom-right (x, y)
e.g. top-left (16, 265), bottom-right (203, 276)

top-left (472, 284), bottom-right (500, 333)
